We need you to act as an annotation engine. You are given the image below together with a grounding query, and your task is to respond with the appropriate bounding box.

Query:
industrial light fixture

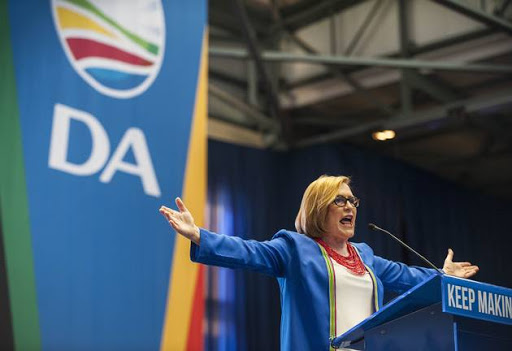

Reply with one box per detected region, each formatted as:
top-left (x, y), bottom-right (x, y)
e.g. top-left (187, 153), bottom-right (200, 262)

top-left (372, 130), bottom-right (396, 141)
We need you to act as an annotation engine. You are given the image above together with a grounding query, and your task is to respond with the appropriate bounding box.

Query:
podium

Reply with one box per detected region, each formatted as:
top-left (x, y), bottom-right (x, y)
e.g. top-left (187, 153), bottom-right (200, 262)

top-left (331, 274), bottom-right (512, 350)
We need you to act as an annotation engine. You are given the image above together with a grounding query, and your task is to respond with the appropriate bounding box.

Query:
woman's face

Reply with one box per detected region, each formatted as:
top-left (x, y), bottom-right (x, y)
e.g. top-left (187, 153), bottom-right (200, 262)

top-left (324, 183), bottom-right (358, 240)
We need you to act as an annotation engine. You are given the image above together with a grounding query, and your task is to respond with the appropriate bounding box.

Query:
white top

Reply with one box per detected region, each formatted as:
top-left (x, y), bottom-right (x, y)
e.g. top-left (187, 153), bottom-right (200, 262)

top-left (333, 260), bottom-right (374, 350)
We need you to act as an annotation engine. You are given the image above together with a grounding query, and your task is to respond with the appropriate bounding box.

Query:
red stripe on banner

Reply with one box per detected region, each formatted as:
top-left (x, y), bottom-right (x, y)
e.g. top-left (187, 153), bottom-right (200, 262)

top-left (186, 264), bottom-right (204, 351)
top-left (66, 37), bottom-right (153, 66)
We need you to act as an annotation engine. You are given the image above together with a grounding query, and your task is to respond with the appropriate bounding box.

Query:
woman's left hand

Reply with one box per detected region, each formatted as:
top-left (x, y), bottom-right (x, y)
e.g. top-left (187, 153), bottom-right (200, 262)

top-left (443, 248), bottom-right (479, 278)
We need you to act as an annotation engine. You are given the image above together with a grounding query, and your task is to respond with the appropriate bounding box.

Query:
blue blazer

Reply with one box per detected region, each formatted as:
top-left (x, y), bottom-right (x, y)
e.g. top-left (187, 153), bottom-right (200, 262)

top-left (191, 229), bottom-right (436, 350)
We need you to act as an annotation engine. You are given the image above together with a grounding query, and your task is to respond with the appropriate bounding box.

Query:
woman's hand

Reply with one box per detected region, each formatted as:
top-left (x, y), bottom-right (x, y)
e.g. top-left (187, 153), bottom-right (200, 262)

top-left (443, 248), bottom-right (479, 278)
top-left (159, 197), bottom-right (200, 245)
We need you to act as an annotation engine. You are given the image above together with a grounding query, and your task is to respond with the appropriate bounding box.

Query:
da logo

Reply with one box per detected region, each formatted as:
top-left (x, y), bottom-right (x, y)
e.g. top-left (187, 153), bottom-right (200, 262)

top-left (51, 0), bottom-right (165, 99)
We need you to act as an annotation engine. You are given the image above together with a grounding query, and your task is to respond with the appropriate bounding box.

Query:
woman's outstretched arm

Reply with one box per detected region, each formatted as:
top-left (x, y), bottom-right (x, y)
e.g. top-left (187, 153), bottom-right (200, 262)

top-left (159, 197), bottom-right (290, 277)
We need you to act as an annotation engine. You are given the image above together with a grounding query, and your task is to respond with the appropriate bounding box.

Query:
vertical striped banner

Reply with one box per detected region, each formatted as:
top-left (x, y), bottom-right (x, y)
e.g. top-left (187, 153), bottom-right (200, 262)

top-left (1, 0), bottom-right (207, 349)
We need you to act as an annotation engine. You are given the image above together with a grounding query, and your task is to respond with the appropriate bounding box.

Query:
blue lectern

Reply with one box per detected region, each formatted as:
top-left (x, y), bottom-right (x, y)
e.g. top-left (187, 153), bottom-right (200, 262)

top-left (332, 274), bottom-right (512, 350)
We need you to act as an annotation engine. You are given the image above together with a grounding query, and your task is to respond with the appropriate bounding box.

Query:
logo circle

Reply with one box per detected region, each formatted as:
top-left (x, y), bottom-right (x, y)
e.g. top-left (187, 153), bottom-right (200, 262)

top-left (51, 0), bottom-right (165, 99)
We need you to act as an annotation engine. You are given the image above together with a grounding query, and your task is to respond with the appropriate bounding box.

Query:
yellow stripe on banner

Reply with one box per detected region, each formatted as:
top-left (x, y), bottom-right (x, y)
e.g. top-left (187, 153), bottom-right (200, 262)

top-left (160, 29), bottom-right (208, 351)
top-left (57, 7), bottom-right (117, 39)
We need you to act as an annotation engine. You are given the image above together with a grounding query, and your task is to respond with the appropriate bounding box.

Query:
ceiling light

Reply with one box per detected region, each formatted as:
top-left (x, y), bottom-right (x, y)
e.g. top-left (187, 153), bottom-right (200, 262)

top-left (372, 130), bottom-right (396, 141)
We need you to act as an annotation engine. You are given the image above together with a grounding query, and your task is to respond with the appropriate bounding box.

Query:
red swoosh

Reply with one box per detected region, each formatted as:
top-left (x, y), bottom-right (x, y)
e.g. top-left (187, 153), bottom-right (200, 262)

top-left (66, 37), bottom-right (153, 66)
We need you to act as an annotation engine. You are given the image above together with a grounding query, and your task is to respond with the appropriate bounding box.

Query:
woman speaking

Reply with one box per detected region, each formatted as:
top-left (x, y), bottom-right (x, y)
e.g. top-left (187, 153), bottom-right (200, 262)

top-left (160, 175), bottom-right (479, 350)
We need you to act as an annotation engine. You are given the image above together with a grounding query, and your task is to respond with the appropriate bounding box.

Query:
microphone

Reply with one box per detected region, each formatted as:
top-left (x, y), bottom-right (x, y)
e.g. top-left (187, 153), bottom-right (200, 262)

top-left (368, 223), bottom-right (444, 275)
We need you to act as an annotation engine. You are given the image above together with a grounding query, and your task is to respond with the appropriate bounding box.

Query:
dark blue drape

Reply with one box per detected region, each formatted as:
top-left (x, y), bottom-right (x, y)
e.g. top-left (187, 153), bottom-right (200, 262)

top-left (206, 139), bottom-right (512, 351)
top-left (206, 142), bottom-right (283, 351)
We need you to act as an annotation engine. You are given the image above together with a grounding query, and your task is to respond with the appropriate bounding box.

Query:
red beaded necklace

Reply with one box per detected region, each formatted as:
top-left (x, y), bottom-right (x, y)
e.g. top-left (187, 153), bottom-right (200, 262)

top-left (315, 239), bottom-right (366, 276)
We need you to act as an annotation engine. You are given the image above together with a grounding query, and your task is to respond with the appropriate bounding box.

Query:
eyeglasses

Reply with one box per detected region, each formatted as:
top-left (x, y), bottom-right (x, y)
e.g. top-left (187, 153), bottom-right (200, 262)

top-left (333, 195), bottom-right (360, 208)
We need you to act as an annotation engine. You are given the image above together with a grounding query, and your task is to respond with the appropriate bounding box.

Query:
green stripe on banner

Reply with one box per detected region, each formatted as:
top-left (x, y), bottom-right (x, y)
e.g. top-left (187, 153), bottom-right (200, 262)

top-left (0, 0), bottom-right (42, 350)
top-left (0, 205), bottom-right (15, 350)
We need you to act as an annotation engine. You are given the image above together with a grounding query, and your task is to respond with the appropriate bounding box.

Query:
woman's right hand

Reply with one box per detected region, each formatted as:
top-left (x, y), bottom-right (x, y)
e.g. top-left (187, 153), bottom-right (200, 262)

top-left (160, 197), bottom-right (200, 244)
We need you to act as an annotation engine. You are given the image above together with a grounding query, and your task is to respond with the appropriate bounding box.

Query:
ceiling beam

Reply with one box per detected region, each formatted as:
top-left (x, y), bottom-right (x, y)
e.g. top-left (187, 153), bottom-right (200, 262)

top-left (209, 47), bottom-right (512, 73)
top-left (344, 0), bottom-right (385, 56)
top-left (428, 0), bottom-right (512, 35)
top-left (398, 0), bottom-right (413, 117)
top-left (277, 0), bottom-right (365, 32)
top-left (410, 28), bottom-right (496, 55)
top-left (209, 83), bottom-right (279, 132)
top-left (286, 32), bottom-right (396, 116)
top-left (209, 9), bottom-right (245, 37)
top-left (209, 0), bottom-right (272, 37)
top-left (283, 28), bottom-right (498, 90)
top-left (496, 0), bottom-right (512, 16)
top-left (232, 0), bottom-right (281, 122)
top-left (407, 70), bottom-right (462, 103)
top-left (293, 116), bottom-right (358, 127)
top-left (209, 68), bottom-right (247, 90)
top-left (294, 88), bottom-right (512, 147)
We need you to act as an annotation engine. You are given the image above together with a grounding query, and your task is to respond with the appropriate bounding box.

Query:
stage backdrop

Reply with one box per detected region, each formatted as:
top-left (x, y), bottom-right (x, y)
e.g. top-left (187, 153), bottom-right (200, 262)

top-left (0, 0), bottom-right (207, 350)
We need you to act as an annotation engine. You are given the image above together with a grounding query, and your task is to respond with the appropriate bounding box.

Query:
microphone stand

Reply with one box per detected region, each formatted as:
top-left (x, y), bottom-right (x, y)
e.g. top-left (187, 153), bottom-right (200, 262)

top-left (368, 223), bottom-right (444, 275)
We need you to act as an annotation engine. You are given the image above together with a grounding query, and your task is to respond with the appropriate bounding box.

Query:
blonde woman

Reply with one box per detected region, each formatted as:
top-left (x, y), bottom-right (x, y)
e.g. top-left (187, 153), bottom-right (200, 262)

top-left (160, 175), bottom-right (478, 350)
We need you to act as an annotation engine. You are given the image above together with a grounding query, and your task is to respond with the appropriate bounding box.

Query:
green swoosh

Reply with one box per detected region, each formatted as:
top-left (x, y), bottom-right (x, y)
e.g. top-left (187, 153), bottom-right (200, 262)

top-left (63, 0), bottom-right (160, 55)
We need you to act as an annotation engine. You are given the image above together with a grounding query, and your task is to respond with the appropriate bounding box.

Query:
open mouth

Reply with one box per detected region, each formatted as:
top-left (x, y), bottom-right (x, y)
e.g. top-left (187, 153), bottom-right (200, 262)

top-left (340, 215), bottom-right (353, 227)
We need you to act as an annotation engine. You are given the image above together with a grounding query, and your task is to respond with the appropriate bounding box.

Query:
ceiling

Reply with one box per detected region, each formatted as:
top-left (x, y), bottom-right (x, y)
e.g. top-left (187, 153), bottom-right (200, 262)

top-left (207, 0), bottom-right (512, 199)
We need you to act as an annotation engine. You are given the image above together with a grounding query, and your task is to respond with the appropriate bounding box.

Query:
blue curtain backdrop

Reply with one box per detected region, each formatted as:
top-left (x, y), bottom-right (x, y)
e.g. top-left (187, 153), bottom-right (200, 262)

top-left (205, 139), bottom-right (512, 351)
top-left (203, 186), bottom-right (247, 351)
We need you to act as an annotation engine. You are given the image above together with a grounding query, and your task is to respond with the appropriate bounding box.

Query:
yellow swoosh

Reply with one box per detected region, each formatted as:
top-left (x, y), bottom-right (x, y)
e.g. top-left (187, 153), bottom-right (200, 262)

top-left (57, 7), bottom-right (117, 39)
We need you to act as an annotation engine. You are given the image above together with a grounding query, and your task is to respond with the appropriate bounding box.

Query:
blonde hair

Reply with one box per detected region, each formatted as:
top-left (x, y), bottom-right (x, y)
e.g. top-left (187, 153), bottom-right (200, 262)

top-left (295, 175), bottom-right (351, 238)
